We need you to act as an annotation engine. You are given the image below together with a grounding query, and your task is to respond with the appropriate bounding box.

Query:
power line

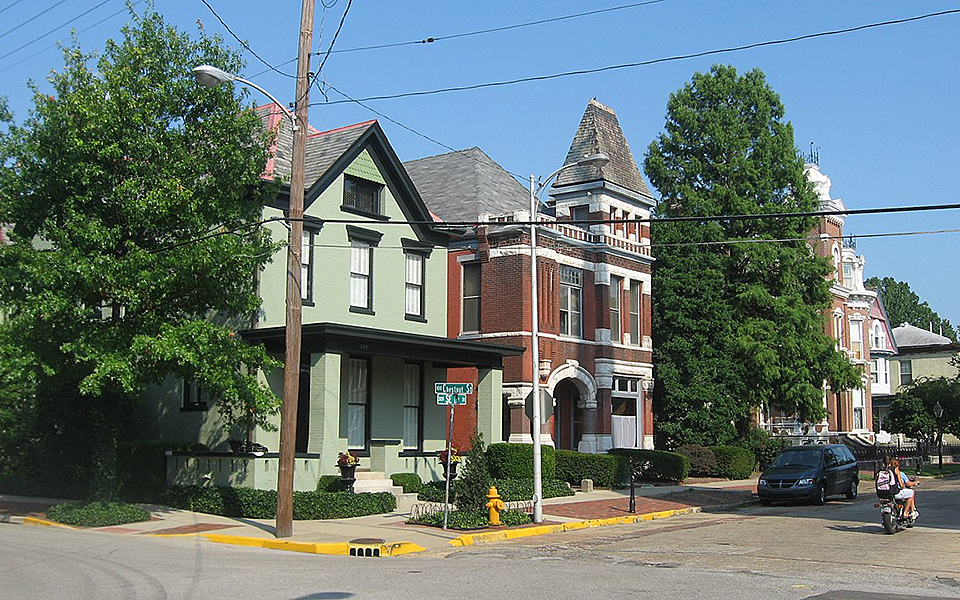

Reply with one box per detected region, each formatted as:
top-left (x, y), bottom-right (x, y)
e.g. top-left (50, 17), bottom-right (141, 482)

top-left (0, 0), bottom-right (70, 40)
top-left (0, 0), bottom-right (26, 16)
top-left (311, 8), bottom-right (960, 106)
top-left (0, 0), bottom-right (145, 75)
top-left (198, 0), bottom-right (294, 79)
top-left (317, 0), bottom-right (352, 73)
top-left (0, 0), bottom-right (112, 63)
top-left (325, 0), bottom-right (670, 55)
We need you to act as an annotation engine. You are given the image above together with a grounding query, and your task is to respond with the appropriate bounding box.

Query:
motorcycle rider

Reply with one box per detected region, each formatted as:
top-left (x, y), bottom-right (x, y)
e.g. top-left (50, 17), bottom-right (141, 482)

top-left (888, 458), bottom-right (919, 520)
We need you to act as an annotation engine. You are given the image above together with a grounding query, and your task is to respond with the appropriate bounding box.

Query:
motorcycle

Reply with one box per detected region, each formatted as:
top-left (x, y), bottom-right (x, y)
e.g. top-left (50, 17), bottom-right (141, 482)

top-left (875, 481), bottom-right (919, 534)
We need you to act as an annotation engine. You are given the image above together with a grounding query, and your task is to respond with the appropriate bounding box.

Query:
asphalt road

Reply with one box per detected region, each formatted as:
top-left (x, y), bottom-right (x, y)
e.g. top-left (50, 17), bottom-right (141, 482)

top-left (1, 478), bottom-right (958, 600)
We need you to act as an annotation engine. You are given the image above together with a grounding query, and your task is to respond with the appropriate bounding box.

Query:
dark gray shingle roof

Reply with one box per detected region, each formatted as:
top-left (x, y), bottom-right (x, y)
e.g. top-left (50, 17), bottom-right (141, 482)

top-left (553, 99), bottom-right (650, 196)
top-left (403, 147), bottom-right (528, 222)
top-left (892, 323), bottom-right (954, 349)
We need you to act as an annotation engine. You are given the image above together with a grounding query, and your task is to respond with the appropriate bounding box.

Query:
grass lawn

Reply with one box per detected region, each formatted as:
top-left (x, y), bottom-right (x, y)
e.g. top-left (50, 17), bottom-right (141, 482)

top-left (916, 463), bottom-right (960, 477)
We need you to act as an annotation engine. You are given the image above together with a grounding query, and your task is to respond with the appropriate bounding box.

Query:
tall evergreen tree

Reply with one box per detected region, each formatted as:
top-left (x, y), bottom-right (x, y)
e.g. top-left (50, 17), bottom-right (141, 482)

top-left (865, 276), bottom-right (957, 342)
top-left (0, 9), bottom-right (281, 498)
top-left (645, 65), bottom-right (860, 447)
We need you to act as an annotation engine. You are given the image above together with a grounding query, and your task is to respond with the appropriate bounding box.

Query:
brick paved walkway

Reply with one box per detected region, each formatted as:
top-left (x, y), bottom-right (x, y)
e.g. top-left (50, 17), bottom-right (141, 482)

top-left (544, 488), bottom-right (756, 520)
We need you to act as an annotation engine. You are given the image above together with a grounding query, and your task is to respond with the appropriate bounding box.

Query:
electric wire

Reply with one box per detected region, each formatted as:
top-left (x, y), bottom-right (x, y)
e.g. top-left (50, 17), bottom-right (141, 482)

top-left (317, 0), bottom-right (352, 73)
top-left (0, 0), bottom-right (145, 74)
top-left (144, 202), bottom-right (960, 255)
top-left (0, 0), bottom-right (112, 63)
top-left (198, 0), bottom-right (294, 79)
top-left (325, 0), bottom-right (670, 55)
top-left (311, 9), bottom-right (960, 106)
top-left (0, 0), bottom-right (70, 40)
top-left (0, 0), bottom-right (26, 16)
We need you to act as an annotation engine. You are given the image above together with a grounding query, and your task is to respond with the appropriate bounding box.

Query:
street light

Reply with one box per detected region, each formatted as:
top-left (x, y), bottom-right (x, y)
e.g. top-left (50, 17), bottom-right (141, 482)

top-left (193, 57), bottom-right (312, 538)
top-left (934, 401), bottom-right (944, 470)
top-left (528, 152), bottom-right (609, 524)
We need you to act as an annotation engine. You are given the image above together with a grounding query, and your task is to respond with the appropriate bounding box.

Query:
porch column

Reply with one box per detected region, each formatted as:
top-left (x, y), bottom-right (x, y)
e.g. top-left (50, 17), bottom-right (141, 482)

top-left (476, 367), bottom-right (503, 445)
top-left (312, 352), bottom-right (345, 475)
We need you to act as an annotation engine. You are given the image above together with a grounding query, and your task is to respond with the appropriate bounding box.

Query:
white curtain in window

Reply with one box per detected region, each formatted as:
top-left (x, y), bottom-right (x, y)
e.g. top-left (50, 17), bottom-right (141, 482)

top-left (403, 364), bottom-right (420, 449)
top-left (350, 241), bottom-right (370, 307)
top-left (405, 254), bottom-right (423, 316)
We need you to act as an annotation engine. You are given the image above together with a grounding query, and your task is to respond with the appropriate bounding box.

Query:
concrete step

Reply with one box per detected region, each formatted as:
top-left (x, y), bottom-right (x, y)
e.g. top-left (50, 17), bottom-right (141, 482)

top-left (354, 470), bottom-right (388, 480)
top-left (352, 480), bottom-right (403, 495)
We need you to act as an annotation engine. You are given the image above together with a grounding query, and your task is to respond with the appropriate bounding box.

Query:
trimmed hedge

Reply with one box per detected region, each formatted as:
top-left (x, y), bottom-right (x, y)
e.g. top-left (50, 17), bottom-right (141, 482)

top-left (46, 501), bottom-right (151, 527)
top-left (407, 508), bottom-right (531, 530)
top-left (486, 443), bottom-right (556, 481)
top-left (708, 445), bottom-right (756, 480)
top-left (390, 473), bottom-right (423, 494)
top-left (675, 444), bottom-right (718, 477)
top-left (555, 450), bottom-right (618, 487)
top-left (161, 486), bottom-right (396, 519)
top-left (608, 448), bottom-right (690, 483)
top-left (417, 480), bottom-right (448, 502)
top-left (492, 478), bottom-right (573, 502)
top-left (316, 475), bottom-right (348, 492)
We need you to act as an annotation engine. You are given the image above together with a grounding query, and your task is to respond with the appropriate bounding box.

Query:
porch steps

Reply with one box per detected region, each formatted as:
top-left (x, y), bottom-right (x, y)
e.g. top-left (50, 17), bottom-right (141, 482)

top-left (352, 469), bottom-right (405, 498)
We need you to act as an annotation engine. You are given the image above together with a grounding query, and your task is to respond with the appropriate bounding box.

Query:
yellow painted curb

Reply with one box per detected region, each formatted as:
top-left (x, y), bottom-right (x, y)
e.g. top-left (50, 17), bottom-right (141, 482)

top-left (22, 517), bottom-right (74, 530)
top-left (200, 533), bottom-right (423, 557)
top-left (450, 505), bottom-right (703, 547)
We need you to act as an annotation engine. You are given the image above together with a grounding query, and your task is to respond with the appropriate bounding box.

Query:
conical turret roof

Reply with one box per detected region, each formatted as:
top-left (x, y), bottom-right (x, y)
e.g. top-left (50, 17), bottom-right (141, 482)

top-left (553, 99), bottom-right (650, 197)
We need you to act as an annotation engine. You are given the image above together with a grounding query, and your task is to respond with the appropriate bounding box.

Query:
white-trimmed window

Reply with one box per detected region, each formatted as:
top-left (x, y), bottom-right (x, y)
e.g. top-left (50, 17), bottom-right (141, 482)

top-left (343, 174), bottom-right (382, 215)
top-left (842, 262), bottom-right (853, 288)
top-left (402, 364), bottom-right (422, 450)
top-left (559, 266), bottom-right (582, 338)
top-left (852, 387), bottom-right (865, 430)
top-left (404, 253), bottom-right (424, 319)
top-left (900, 360), bottom-right (912, 386)
top-left (850, 318), bottom-right (863, 360)
top-left (870, 359), bottom-right (879, 384)
top-left (462, 263), bottom-right (481, 333)
top-left (832, 245), bottom-right (842, 282)
top-left (347, 358), bottom-right (369, 449)
top-left (301, 228), bottom-right (317, 303)
top-left (182, 379), bottom-right (208, 411)
top-left (610, 275), bottom-right (622, 343)
top-left (629, 281), bottom-right (641, 346)
top-left (872, 322), bottom-right (885, 350)
top-left (834, 313), bottom-right (844, 347)
top-left (350, 241), bottom-right (371, 309)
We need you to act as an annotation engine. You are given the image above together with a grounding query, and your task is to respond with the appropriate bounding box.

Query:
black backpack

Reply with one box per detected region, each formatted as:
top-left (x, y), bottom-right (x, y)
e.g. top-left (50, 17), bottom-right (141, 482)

top-left (875, 468), bottom-right (901, 499)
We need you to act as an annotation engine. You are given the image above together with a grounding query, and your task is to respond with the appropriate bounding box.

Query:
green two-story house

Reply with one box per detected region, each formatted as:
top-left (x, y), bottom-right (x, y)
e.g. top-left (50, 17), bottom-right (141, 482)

top-left (134, 104), bottom-right (520, 491)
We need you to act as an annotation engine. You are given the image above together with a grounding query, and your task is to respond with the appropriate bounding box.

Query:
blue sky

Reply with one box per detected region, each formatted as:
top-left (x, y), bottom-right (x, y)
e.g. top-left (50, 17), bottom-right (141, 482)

top-left (2, 1), bottom-right (958, 326)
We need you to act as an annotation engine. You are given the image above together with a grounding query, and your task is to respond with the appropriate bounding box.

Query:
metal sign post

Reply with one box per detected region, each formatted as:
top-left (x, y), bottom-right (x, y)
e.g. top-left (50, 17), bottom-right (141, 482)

top-left (436, 383), bottom-right (472, 530)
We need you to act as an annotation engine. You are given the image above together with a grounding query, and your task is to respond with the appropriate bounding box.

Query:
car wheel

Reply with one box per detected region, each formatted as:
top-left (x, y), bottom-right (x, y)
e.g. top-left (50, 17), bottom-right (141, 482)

top-left (813, 483), bottom-right (826, 506)
top-left (845, 478), bottom-right (858, 500)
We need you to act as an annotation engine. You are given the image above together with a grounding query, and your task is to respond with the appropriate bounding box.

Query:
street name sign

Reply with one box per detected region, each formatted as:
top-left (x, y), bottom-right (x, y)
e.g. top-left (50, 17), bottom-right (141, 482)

top-left (435, 382), bottom-right (473, 395)
top-left (436, 393), bottom-right (467, 406)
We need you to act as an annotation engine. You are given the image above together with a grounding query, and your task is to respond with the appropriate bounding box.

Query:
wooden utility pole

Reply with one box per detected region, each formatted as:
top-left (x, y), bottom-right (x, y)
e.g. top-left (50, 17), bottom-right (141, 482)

top-left (276, 0), bottom-right (315, 539)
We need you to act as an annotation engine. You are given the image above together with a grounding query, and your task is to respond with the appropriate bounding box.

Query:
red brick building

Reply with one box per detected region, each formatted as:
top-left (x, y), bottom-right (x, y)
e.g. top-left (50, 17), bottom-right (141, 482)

top-left (406, 100), bottom-right (655, 452)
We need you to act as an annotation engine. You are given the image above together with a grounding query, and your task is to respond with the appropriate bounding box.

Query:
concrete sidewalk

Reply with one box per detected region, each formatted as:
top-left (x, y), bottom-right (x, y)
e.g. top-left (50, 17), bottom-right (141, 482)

top-left (0, 478), bottom-right (759, 555)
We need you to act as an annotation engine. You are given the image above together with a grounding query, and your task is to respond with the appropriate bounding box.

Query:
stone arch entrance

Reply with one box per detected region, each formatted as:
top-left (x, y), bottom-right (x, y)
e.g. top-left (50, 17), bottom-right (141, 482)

top-left (546, 363), bottom-right (597, 451)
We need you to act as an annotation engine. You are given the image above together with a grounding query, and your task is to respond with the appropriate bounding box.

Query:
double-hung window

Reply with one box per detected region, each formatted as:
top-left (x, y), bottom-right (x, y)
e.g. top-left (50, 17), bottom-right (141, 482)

top-left (900, 360), bottom-right (912, 386)
top-left (347, 226), bottom-right (382, 313)
top-left (629, 281), bottom-right (641, 346)
top-left (347, 358), bottom-right (369, 449)
top-left (850, 319), bottom-right (863, 360)
top-left (610, 275), bottom-right (622, 343)
top-left (402, 364), bottom-right (422, 450)
top-left (404, 253), bottom-right (424, 319)
top-left (301, 227), bottom-right (317, 304)
top-left (182, 379), bottom-right (207, 411)
top-left (462, 263), bottom-right (481, 333)
top-left (559, 266), bottom-right (582, 338)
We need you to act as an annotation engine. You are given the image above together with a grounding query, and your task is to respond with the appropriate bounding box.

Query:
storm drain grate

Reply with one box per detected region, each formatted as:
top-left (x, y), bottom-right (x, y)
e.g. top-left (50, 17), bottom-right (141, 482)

top-left (348, 538), bottom-right (385, 558)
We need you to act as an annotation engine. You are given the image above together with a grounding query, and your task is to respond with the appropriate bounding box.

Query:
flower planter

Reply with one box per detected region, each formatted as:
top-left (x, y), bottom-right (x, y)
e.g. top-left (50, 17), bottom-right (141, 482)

top-left (443, 460), bottom-right (459, 481)
top-left (338, 464), bottom-right (357, 492)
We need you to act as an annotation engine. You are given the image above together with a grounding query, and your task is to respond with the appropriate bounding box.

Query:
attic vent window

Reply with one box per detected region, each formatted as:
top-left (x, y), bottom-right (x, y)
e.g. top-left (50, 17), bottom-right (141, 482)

top-left (343, 175), bottom-right (383, 215)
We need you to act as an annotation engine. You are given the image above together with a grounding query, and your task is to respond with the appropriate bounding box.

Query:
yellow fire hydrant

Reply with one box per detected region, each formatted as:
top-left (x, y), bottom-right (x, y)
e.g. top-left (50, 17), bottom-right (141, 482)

top-left (486, 486), bottom-right (505, 526)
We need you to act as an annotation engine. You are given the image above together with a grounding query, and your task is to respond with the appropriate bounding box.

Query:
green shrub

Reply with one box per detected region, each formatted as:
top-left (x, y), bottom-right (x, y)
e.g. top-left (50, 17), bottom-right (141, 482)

top-left (316, 475), bottom-right (348, 492)
top-left (734, 429), bottom-right (788, 471)
top-left (407, 508), bottom-right (489, 530)
top-left (118, 441), bottom-right (208, 502)
top-left (675, 444), bottom-right (718, 477)
top-left (491, 478), bottom-right (573, 502)
top-left (608, 448), bottom-right (690, 483)
top-left (708, 445), bottom-right (756, 479)
top-left (499, 509), bottom-right (532, 526)
top-left (46, 501), bottom-right (151, 527)
top-left (486, 443), bottom-right (556, 481)
top-left (390, 472), bottom-right (423, 494)
top-left (455, 431), bottom-right (491, 512)
top-left (160, 486), bottom-right (395, 519)
top-left (555, 450), bottom-right (618, 487)
top-left (417, 480), bottom-right (448, 502)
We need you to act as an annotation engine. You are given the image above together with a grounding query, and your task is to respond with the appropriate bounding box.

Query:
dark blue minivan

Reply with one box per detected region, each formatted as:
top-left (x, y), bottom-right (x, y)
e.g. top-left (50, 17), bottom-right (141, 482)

top-left (757, 444), bottom-right (859, 506)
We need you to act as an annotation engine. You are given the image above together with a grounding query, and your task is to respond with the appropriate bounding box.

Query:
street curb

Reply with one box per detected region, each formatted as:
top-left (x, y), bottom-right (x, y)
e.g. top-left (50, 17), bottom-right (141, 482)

top-left (21, 516), bottom-right (75, 529)
top-left (198, 533), bottom-right (426, 557)
top-left (0, 514), bottom-right (25, 524)
top-left (449, 506), bottom-right (704, 547)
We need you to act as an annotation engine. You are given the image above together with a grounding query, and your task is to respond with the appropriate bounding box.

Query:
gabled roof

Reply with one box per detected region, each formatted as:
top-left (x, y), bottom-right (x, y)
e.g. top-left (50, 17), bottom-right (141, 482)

top-left (869, 293), bottom-right (898, 355)
top-left (553, 99), bottom-right (650, 197)
top-left (403, 147), bottom-right (528, 222)
top-left (892, 322), bottom-right (956, 351)
top-left (255, 104), bottom-right (446, 244)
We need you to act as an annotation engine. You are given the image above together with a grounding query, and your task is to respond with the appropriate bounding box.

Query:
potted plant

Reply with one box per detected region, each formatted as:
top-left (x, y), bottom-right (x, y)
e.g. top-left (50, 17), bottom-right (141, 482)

top-left (337, 450), bottom-right (359, 492)
top-left (438, 446), bottom-right (462, 480)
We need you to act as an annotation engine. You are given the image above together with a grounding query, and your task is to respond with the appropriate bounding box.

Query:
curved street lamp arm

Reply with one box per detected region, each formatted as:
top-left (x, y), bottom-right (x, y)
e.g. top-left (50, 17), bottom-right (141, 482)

top-left (233, 76), bottom-right (300, 132)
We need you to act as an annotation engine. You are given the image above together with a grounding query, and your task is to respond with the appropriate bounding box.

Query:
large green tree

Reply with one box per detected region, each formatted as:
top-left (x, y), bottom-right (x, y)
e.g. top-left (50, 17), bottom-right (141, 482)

top-left (0, 9), bottom-right (281, 498)
top-left (887, 376), bottom-right (960, 449)
top-left (645, 65), bottom-right (860, 447)
top-left (865, 276), bottom-right (957, 342)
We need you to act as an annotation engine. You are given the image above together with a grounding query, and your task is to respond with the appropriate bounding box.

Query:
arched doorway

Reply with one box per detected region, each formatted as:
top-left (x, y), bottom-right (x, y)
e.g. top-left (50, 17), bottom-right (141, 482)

top-left (553, 379), bottom-right (583, 450)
